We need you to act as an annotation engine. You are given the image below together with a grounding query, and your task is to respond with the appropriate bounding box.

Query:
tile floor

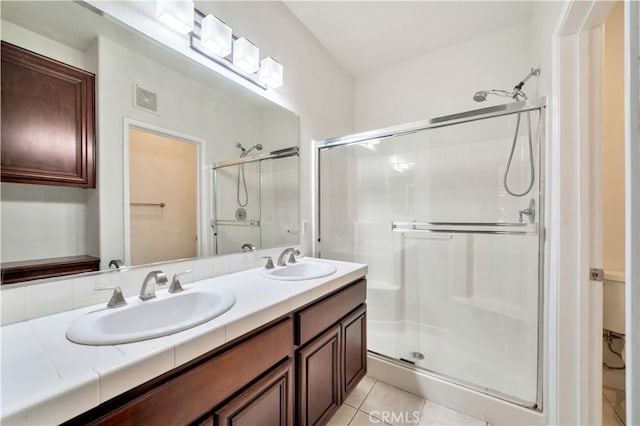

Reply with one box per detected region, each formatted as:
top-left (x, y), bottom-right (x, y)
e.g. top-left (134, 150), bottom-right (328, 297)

top-left (602, 388), bottom-right (626, 426)
top-left (327, 376), bottom-right (487, 426)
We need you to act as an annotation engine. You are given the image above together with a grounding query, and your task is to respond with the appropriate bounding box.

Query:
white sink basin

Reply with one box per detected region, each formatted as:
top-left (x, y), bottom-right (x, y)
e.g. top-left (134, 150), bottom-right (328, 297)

top-left (260, 261), bottom-right (337, 281)
top-left (66, 288), bottom-right (235, 345)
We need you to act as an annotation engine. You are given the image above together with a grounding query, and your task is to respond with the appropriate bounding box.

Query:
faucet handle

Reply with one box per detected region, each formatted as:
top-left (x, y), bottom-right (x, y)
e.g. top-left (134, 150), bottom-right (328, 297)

top-left (169, 270), bottom-right (192, 293)
top-left (262, 256), bottom-right (275, 269)
top-left (93, 286), bottom-right (127, 308)
top-left (152, 270), bottom-right (168, 285)
top-left (287, 249), bottom-right (302, 264)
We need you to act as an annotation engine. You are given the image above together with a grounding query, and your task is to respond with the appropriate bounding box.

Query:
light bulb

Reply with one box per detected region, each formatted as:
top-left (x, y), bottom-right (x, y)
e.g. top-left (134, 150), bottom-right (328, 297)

top-left (232, 37), bottom-right (259, 74)
top-left (201, 15), bottom-right (232, 57)
top-left (259, 57), bottom-right (283, 88)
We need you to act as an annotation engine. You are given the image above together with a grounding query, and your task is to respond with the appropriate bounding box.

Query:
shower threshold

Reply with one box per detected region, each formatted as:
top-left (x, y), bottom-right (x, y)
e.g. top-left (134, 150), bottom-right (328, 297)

top-left (368, 350), bottom-right (540, 411)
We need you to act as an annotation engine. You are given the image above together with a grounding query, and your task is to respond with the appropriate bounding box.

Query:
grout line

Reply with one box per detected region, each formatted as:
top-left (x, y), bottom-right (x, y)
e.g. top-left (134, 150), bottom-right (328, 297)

top-left (357, 378), bottom-right (378, 410)
top-left (344, 405), bottom-right (358, 425)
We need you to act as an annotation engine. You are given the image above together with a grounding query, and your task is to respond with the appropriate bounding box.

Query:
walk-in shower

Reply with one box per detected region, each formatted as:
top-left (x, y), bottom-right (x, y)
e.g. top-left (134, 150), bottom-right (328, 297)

top-left (316, 97), bottom-right (545, 409)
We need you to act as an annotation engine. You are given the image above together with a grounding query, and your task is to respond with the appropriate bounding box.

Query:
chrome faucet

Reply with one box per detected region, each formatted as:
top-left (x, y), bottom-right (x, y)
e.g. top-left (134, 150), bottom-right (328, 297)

top-left (140, 270), bottom-right (168, 301)
top-left (108, 259), bottom-right (125, 269)
top-left (276, 248), bottom-right (301, 267)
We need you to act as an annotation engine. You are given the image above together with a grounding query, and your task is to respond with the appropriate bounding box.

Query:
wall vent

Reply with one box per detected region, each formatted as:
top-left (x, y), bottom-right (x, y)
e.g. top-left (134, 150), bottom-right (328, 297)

top-left (133, 84), bottom-right (158, 114)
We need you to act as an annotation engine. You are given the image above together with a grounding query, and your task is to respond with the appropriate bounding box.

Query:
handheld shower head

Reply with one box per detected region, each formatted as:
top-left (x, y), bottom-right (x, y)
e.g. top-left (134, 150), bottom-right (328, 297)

top-left (472, 89), bottom-right (520, 102)
top-left (473, 91), bottom-right (488, 102)
top-left (238, 143), bottom-right (264, 157)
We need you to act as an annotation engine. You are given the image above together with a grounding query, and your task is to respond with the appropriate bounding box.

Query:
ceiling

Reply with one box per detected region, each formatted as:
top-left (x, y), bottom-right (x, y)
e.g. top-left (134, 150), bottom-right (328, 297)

top-left (284, 1), bottom-right (534, 76)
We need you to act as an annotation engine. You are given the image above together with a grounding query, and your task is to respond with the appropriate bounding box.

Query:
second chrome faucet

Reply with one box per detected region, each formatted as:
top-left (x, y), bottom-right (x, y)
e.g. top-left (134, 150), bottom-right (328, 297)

top-left (276, 247), bottom-right (302, 267)
top-left (140, 270), bottom-right (168, 301)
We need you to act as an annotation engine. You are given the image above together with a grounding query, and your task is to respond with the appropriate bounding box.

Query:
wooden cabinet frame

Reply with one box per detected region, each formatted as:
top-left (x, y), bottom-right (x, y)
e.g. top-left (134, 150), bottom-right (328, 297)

top-left (1, 41), bottom-right (95, 188)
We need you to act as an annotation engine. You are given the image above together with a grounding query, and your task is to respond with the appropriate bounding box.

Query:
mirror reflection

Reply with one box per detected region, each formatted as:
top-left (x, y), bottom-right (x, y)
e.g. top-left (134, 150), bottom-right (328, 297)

top-left (0, 1), bottom-right (300, 284)
top-left (213, 148), bottom-right (299, 256)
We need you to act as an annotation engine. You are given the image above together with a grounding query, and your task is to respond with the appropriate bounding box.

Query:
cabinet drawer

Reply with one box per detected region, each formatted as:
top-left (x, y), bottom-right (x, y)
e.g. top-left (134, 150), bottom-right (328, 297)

top-left (92, 318), bottom-right (293, 425)
top-left (296, 279), bottom-right (366, 346)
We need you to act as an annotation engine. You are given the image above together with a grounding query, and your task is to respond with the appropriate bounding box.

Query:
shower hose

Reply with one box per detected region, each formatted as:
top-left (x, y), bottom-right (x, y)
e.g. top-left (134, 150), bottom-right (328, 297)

top-left (504, 111), bottom-right (535, 197)
top-left (237, 164), bottom-right (248, 207)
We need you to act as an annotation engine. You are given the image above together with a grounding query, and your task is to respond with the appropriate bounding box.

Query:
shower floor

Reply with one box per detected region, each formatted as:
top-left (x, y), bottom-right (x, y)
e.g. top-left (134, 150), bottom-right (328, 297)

top-left (368, 320), bottom-right (536, 406)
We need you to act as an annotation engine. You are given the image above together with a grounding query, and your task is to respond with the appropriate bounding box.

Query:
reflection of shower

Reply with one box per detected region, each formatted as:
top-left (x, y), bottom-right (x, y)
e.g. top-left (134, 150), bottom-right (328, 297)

top-left (473, 67), bottom-right (540, 197)
top-left (236, 142), bottom-right (263, 207)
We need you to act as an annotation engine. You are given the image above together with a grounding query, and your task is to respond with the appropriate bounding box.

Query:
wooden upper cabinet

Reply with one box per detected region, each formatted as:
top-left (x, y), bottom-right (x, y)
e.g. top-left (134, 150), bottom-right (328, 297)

top-left (1, 41), bottom-right (96, 188)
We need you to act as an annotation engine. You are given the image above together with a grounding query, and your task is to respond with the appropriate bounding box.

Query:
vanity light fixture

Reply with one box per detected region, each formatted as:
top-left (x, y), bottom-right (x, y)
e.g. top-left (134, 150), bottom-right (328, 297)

top-left (190, 10), bottom-right (284, 90)
top-left (258, 57), bottom-right (283, 88)
top-left (200, 14), bottom-right (232, 57)
top-left (232, 37), bottom-right (259, 74)
top-left (156, 0), bottom-right (194, 35)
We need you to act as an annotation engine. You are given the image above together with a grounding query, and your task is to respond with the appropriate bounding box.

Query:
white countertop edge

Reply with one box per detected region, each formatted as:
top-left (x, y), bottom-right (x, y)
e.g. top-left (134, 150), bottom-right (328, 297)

top-left (0, 258), bottom-right (367, 425)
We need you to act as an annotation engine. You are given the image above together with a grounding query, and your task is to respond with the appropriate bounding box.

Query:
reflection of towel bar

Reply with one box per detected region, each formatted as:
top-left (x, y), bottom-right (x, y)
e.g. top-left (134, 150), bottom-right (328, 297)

top-left (131, 202), bottom-right (166, 208)
top-left (214, 219), bottom-right (260, 227)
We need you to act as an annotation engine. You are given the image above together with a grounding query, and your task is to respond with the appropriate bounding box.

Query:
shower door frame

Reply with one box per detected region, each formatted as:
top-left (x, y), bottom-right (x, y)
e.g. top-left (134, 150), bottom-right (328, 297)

top-left (314, 97), bottom-right (547, 410)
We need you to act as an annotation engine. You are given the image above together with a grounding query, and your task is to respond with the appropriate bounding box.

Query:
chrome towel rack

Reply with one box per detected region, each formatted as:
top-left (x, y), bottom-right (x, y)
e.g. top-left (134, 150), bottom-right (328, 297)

top-left (391, 221), bottom-right (538, 236)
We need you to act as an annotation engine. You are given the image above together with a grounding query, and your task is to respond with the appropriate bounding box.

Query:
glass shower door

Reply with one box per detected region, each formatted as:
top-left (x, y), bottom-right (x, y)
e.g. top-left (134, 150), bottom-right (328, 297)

top-left (318, 106), bottom-right (543, 407)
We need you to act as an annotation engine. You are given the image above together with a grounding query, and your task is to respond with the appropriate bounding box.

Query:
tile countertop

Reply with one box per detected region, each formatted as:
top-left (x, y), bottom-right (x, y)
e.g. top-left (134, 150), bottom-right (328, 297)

top-left (0, 258), bottom-right (367, 425)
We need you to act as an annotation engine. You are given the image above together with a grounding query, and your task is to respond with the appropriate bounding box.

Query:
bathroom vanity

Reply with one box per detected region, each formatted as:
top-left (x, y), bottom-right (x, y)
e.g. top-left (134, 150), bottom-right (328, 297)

top-left (0, 258), bottom-right (366, 426)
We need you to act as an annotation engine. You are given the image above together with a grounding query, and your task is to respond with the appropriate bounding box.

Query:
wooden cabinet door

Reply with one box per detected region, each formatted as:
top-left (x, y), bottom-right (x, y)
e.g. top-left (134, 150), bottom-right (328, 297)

top-left (1, 41), bottom-right (95, 188)
top-left (297, 324), bottom-right (341, 426)
top-left (215, 360), bottom-right (293, 426)
top-left (342, 305), bottom-right (367, 397)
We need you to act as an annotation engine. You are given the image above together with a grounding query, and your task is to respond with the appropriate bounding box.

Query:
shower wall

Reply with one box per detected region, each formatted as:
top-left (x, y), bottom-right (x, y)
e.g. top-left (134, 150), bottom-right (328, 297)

top-left (354, 22), bottom-right (533, 131)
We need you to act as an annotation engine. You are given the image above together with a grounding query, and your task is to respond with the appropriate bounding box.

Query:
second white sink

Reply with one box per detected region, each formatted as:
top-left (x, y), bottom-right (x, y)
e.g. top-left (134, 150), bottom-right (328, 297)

top-left (66, 288), bottom-right (235, 345)
top-left (260, 261), bottom-right (337, 281)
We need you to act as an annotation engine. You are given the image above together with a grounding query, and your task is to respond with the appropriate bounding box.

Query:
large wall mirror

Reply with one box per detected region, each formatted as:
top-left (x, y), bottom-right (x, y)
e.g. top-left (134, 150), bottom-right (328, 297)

top-left (0, 1), bottom-right (300, 285)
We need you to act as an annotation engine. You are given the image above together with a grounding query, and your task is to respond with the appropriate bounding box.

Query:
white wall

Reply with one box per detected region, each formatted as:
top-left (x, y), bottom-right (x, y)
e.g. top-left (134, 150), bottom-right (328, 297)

top-left (0, 20), bottom-right (95, 263)
top-left (354, 22), bottom-right (533, 132)
top-left (0, 184), bottom-right (88, 262)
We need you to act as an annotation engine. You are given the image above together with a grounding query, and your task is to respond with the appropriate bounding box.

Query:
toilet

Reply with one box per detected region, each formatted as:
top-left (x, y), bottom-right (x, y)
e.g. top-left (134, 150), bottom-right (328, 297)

top-left (603, 269), bottom-right (626, 336)
top-left (603, 269), bottom-right (626, 395)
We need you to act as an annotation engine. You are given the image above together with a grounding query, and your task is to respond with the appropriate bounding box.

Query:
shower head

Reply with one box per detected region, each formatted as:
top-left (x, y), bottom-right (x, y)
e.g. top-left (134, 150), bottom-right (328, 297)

top-left (238, 143), bottom-right (264, 157)
top-left (473, 91), bottom-right (488, 102)
top-left (473, 67), bottom-right (540, 103)
top-left (472, 89), bottom-right (521, 102)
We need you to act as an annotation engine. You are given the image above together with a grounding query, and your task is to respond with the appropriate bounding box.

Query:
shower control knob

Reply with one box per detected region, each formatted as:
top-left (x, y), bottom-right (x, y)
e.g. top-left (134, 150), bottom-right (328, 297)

top-left (518, 199), bottom-right (536, 224)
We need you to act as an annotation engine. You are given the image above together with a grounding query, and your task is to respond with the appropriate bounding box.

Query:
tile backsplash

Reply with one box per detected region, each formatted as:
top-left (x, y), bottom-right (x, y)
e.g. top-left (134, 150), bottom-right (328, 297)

top-left (0, 247), bottom-right (296, 326)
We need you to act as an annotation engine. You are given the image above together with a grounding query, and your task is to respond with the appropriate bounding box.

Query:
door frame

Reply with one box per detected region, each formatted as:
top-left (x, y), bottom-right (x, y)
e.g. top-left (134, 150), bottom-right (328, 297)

top-left (552, 1), bottom-right (639, 424)
top-left (123, 118), bottom-right (207, 265)
top-left (624, 1), bottom-right (640, 423)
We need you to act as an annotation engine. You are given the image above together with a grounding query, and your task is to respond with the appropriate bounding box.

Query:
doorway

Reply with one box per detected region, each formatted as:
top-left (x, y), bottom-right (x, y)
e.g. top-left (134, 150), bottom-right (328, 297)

top-left (124, 123), bottom-right (203, 266)
top-left (599, 2), bottom-right (626, 424)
